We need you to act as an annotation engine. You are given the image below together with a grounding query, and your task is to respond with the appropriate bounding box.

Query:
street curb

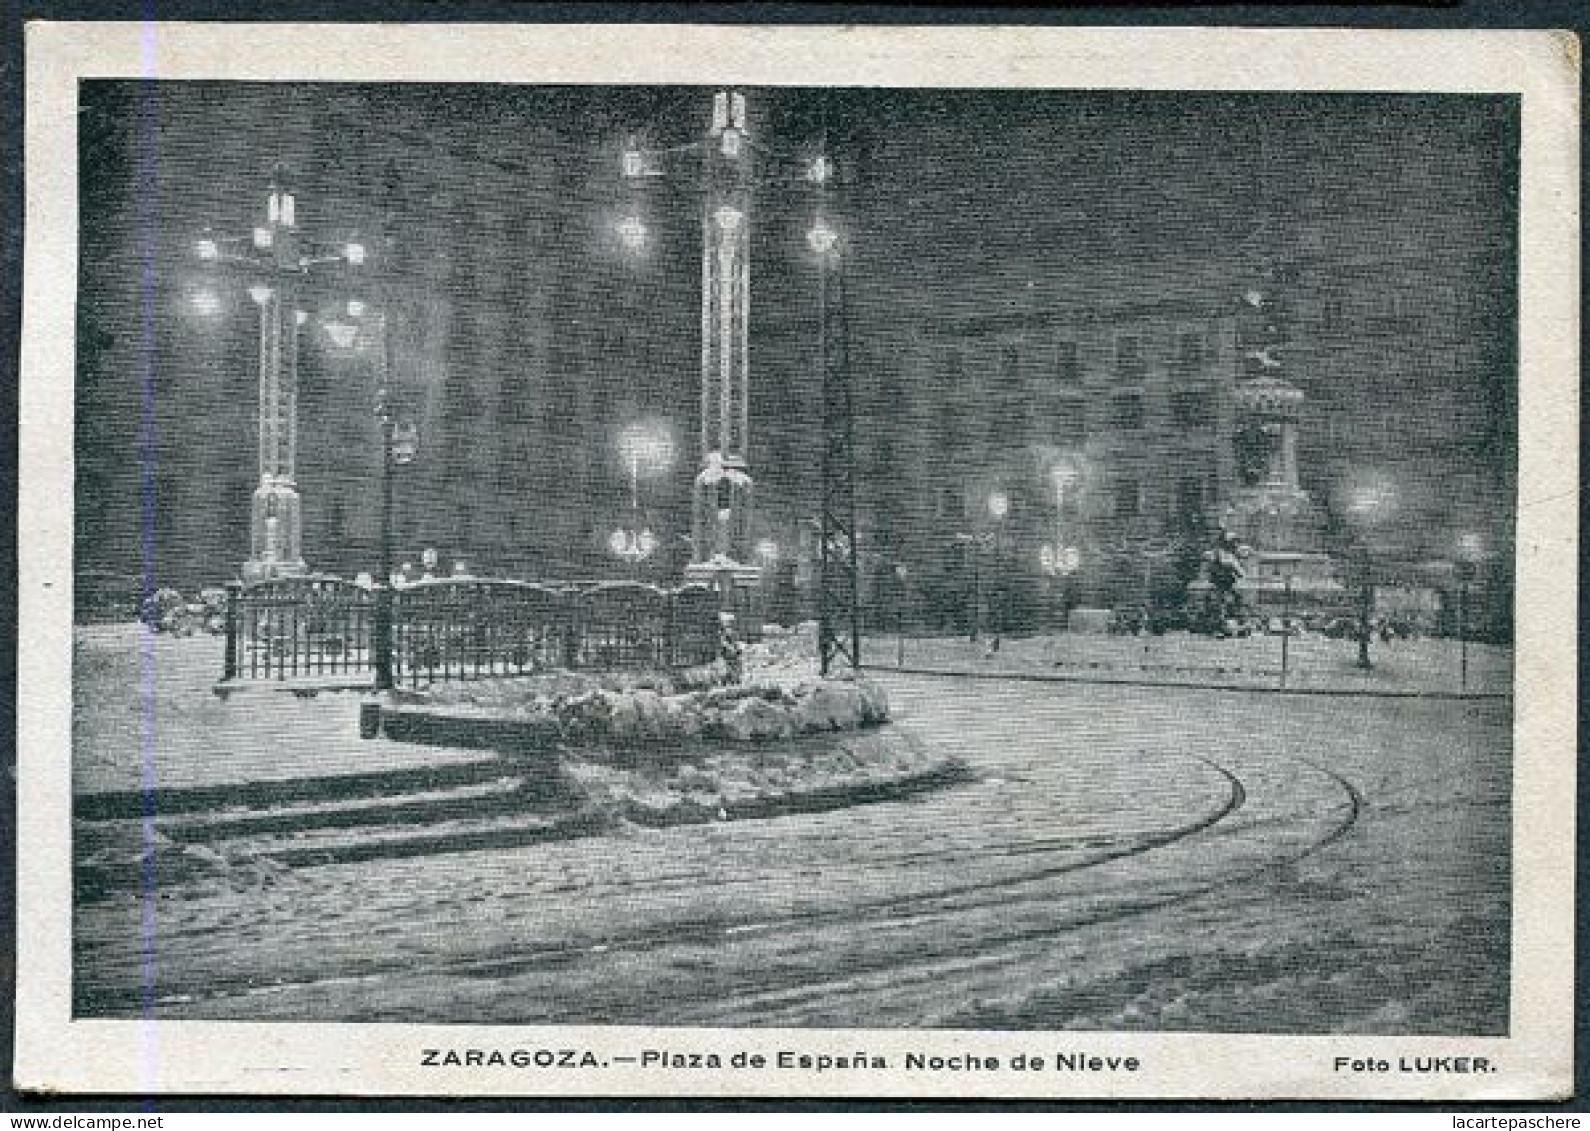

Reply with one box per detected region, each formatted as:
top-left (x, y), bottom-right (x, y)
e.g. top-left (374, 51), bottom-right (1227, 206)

top-left (872, 665), bottom-right (1512, 701)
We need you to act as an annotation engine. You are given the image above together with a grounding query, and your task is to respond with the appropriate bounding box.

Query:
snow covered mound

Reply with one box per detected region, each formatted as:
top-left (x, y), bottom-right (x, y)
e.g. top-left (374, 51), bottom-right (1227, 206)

top-left (386, 670), bottom-right (889, 750)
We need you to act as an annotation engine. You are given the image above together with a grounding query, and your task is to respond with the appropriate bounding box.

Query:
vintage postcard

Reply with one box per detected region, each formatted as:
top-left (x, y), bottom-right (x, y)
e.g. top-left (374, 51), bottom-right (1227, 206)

top-left (14, 22), bottom-right (1579, 1099)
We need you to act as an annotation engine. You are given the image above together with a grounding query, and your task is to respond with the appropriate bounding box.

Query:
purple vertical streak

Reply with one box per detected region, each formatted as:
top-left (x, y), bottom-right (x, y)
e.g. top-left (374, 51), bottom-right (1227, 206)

top-left (135, 11), bottom-right (161, 1101)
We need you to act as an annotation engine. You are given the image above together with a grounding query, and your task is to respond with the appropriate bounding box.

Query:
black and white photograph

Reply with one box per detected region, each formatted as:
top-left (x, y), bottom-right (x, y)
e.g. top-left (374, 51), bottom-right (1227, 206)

top-left (15, 22), bottom-right (1577, 1099)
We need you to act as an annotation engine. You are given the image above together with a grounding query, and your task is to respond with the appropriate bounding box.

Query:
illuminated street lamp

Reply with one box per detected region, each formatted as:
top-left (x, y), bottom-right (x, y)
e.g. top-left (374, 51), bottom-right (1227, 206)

top-left (1039, 543), bottom-right (1082, 577)
top-left (617, 420), bottom-right (676, 506)
top-left (325, 297), bottom-right (414, 691)
top-left (609, 526), bottom-right (660, 566)
top-left (616, 215), bottom-right (648, 252)
top-left (807, 218), bottom-right (839, 256)
top-left (952, 489), bottom-right (1011, 646)
top-left (191, 287), bottom-right (222, 317)
top-left (611, 421), bottom-right (674, 576)
top-left (192, 163), bottom-right (365, 581)
top-left (1345, 481), bottom-right (1397, 670)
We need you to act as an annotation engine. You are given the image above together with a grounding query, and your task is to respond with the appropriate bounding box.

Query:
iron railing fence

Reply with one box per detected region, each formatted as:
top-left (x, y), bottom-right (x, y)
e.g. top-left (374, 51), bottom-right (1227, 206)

top-left (224, 575), bottom-right (376, 682)
top-left (222, 577), bottom-right (722, 687)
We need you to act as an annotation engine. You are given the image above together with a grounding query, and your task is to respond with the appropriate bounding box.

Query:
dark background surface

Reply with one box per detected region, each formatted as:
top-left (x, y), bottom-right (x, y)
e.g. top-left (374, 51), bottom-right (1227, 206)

top-left (5, 0), bottom-right (1587, 1114)
top-left (74, 82), bottom-right (1515, 593)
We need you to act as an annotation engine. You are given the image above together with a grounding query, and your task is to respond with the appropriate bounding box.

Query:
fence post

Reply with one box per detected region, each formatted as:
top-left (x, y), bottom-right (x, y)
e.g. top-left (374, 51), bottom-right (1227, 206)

top-left (1280, 575), bottom-right (1293, 689)
top-left (373, 583), bottom-right (394, 691)
top-left (223, 581), bottom-right (241, 681)
top-left (665, 589), bottom-right (677, 669)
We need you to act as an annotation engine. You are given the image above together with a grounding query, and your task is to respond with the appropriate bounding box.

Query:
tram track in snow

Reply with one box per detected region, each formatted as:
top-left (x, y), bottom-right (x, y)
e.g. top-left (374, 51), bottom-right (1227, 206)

top-left (100, 741), bottom-right (1365, 1021)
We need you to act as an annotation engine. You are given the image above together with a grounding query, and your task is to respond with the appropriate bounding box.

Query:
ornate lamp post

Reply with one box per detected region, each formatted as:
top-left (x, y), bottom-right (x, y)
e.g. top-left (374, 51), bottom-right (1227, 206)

top-left (986, 489), bottom-right (1011, 648)
top-left (618, 92), bottom-right (844, 654)
top-left (610, 421), bottom-right (674, 578)
top-left (954, 489), bottom-right (1009, 648)
top-left (195, 163), bottom-right (365, 581)
top-left (617, 93), bottom-right (757, 585)
top-left (323, 301), bottom-right (416, 692)
top-left (1345, 482), bottom-right (1397, 670)
top-left (1040, 456), bottom-right (1083, 630)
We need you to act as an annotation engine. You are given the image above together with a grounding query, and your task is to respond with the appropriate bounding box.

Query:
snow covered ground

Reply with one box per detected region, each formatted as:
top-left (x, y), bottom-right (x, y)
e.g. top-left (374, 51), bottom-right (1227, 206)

top-left (72, 627), bottom-right (1511, 1034)
top-left (867, 629), bottom-right (1511, 695)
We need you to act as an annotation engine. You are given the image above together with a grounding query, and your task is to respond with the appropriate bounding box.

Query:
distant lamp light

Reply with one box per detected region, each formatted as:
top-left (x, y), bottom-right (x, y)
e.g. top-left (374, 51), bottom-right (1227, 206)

top-left (1040, 544), bottom-right (1081, 577)
top-left (807, 219), bottom-right (838, 255)
top-left (323, 320), bottom-right (358, 348)
top-left (191, 288), bottom-right (222, 317)
top-left (247, 283), bottom-right (273, 306)
top-left (610, 527), bottom-right (658, 562)
top-left (344, 241), bottom-right (366, 265)
top-left (294, 309), bottom-right (309, 326)
top-left (1347, 483), bottom-right (1396, 521)
top-left (196, 237), bottom-right (219, 261)
top-left (346, 299), bottom-right (367, 319)
top-left (714, 206), bottom-right (743, 234)
top-left (622, 148), bottom-right (646, 178)
top-left (252, 226), bottom-right (272, 249)
top-left (755, 538), bottom-right (779, 564)
top-left (987, 490), bottom-right (1011, 520)
top-left (617, 215), bottom-right (648, 251)
top-left (807, 155), bottom-right (833, 184)
top-left (720, 128), bottom-right (742, 158)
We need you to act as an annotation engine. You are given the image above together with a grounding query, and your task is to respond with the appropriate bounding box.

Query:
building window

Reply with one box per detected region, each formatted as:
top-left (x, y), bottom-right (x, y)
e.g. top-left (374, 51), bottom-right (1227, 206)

top-left (1171, 388), bottom-right (1213, 430)
top-left (1111, 392), bottom-right (1144, 430)
top-left (1115, 334), bottom-right (1145, 382)
top-left (1175, 331), bottom-right (1206, 376)
top-left (1055, 339), bottom-right (1080, 384)
top-left (1113, 478), bottom-right (1142, 518)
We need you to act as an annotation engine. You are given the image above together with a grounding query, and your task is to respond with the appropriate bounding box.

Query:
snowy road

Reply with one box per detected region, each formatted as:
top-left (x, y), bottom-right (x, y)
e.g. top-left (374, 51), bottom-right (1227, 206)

top-left (76, 674), bottom-right (1510, 1033)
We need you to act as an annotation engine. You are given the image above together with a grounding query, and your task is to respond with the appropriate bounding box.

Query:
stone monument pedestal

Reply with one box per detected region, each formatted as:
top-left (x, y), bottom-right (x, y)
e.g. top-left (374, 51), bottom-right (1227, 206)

top-left (241, 477), bottom-right (308, 583)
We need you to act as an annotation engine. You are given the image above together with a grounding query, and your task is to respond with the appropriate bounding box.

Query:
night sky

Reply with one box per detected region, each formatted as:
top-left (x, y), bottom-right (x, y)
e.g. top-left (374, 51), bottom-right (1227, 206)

top-left (73, 82), bottom-right (1518, 590)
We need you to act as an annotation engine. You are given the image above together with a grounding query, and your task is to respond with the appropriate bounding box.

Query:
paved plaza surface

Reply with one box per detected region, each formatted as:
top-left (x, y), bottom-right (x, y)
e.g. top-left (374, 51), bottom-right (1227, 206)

top-left (73, 629), bottom-right (1511, 1034)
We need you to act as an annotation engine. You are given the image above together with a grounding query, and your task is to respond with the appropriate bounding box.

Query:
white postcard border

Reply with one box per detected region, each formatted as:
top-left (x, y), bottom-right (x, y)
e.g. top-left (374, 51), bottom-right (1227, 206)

top-left (15, 21), bottom-right (1580, 1099)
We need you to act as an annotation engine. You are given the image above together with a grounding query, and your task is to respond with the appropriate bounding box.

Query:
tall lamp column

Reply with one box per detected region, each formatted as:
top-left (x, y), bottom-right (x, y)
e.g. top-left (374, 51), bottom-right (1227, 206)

top-left (195, 163), bottom-right (364, 581)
